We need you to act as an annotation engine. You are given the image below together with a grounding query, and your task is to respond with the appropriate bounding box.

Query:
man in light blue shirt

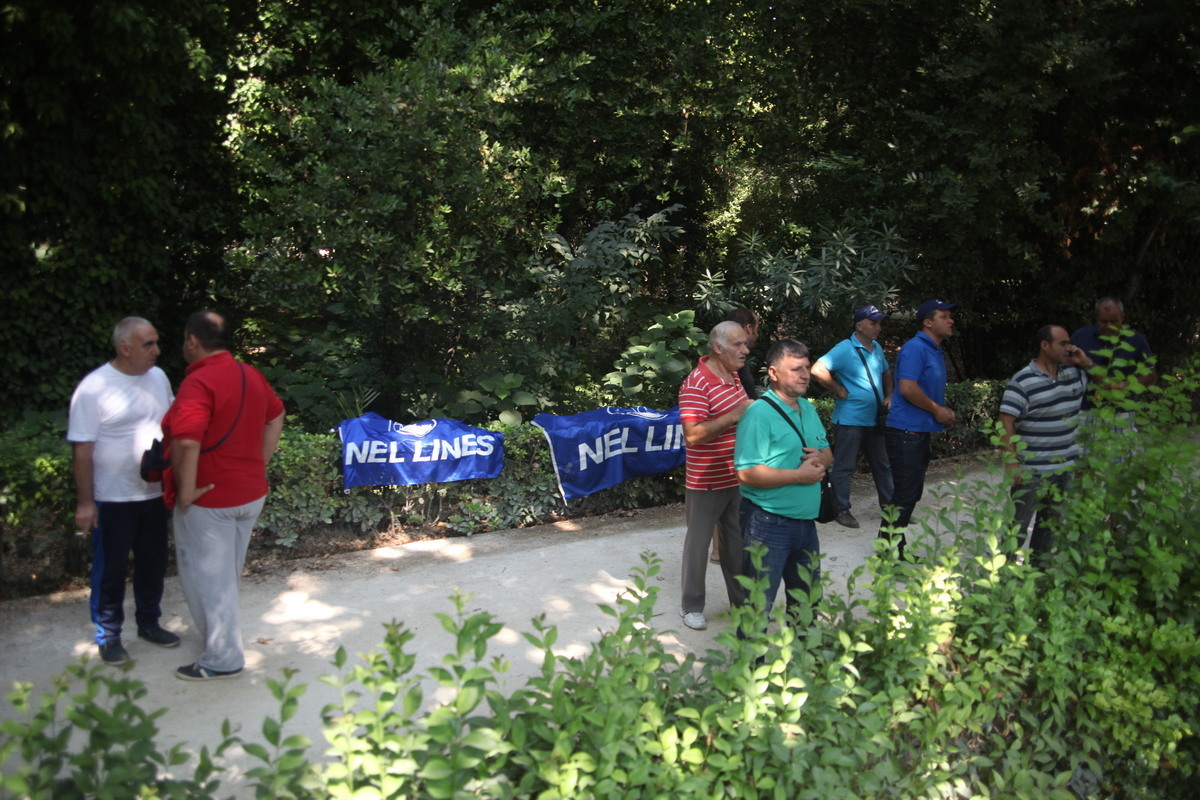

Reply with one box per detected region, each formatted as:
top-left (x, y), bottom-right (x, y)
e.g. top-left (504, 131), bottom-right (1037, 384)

top-left (812, 304), bottom-right (894, 529)
top-left (881, 299), bottom-right (959, 559)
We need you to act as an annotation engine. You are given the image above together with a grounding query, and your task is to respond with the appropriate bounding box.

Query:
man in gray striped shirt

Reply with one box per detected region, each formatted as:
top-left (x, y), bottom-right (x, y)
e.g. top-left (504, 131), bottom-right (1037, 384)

top-left (998, 325), bottom-right (1093, 562)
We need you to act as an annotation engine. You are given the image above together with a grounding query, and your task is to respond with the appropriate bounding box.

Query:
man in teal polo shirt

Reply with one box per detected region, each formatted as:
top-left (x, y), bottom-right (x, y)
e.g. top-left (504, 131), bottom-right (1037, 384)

top-left (881, 299), bottom-right (958, 559)
top-left (734, 339), bottom-right (832, 621)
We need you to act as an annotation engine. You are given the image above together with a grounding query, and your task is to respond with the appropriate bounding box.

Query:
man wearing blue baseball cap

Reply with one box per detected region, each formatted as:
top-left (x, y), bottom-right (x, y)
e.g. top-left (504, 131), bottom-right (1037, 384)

top-left (880, 299), bottom-right (958, 559)
top-left (811, 304), bottom-right (894, 529)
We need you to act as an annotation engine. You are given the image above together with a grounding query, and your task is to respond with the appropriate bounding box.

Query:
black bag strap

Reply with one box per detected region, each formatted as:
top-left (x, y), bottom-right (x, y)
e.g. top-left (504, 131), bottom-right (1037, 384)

top-left (200, 363), bottom-right (246, 455)
top-left (762, 394), bottom-right (812, 450)
top-left (854, 345), bottom-right (886, 408)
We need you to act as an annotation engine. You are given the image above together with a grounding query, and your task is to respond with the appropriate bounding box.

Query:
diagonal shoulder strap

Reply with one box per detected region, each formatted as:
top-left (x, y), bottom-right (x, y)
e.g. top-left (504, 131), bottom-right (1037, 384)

top-left (201, 363), bottom-right (246, 455)
top-left (854, 346), bottom-right (885, 407)
top-left (762, 394), bottom-right (810, 449)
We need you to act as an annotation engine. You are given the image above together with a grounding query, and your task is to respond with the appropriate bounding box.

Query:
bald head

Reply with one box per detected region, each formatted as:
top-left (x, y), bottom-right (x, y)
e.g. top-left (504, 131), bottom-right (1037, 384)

top-left (1095, 297), bottom-right (1125, 336)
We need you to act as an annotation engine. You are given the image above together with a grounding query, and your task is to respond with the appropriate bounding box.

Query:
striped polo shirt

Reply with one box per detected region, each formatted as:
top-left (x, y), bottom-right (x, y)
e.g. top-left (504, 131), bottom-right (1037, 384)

top-left (679, 356), bottom-right (748, 490)
top-left (999, 361), bottom-right (1087, 472)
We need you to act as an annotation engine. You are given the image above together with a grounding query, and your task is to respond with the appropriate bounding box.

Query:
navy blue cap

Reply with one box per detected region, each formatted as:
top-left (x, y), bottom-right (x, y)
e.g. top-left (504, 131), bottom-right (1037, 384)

top-left (917, 298), bottom-right (958, 319)
top-left (854, 304), bottom-right (888, 322)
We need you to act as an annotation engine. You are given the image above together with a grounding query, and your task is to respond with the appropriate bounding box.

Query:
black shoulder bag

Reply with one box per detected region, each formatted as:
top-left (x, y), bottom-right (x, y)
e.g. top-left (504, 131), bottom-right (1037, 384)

top-left (761, 395), bottom-right (837, 523)
top-left (140, 364), bottom-right (246, 482)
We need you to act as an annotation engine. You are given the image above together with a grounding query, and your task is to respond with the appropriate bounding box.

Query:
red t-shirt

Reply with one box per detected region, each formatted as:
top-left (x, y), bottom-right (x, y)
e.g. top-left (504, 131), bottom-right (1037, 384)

top-left (678, 356), bottom-right (747, 491)
top-left (161, 351), bottom-right (284, 510)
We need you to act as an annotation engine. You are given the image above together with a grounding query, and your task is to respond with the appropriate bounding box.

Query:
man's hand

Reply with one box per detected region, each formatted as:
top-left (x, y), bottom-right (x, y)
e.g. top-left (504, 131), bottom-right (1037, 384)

top-left (74, 501), bottom-right (99, 535)
top-left (934, 405), bottom-right (957, 426)
top-left (1006, 461), bottom-right (1024, 487)
top-left (795, 457), bottom-right (827, 485)
top-left (1064, 344), bottom-right (1093, 369)
top-left (833, 385), bottom-right (849, 401)
top-left (800, 446), bottom-right (824, 465)
top-left (176, 483), bottom-right (215, 512)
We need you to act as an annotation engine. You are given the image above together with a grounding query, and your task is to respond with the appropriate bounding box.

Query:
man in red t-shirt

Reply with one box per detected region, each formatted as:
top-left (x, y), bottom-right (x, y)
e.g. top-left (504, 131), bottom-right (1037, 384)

top-left (162, 311), bottom-right (285, 681)
top-left (677, 321), bottom-right (753, 630)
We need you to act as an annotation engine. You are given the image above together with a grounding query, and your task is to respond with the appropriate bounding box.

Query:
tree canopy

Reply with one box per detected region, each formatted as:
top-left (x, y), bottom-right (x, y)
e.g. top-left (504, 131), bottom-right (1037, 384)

top-left (3, 0), bottom-right (1197, 428)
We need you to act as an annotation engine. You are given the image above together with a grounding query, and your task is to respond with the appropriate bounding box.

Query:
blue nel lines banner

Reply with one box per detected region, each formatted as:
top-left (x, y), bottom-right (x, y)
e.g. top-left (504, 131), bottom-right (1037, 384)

top-left (531, 406), bottom-right (685, 501)
top-left (337, 412), bottom-right (504, 489)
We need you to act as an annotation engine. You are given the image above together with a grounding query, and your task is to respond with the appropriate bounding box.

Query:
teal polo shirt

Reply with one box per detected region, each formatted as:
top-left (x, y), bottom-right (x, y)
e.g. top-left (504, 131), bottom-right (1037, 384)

top-left (734, 388), bottom-right (829, 519)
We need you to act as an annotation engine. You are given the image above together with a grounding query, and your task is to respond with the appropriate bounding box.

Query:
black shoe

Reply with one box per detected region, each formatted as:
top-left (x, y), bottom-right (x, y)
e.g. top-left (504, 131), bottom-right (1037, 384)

top-left (175, 662), bottom-right (243, 682)
top-left (99, 640), bottom-right (129, 666)
top-left (138, 626), bottom-right (181, 648)
top-left (835, 511), bottom-right (860, 528)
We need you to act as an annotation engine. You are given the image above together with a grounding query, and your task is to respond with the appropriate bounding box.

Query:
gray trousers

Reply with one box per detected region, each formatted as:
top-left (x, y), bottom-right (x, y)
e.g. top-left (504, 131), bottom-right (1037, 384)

top-left (173, 496), bottom-right (266, 672)
top-left (681, 487), bottom-right (744, 614)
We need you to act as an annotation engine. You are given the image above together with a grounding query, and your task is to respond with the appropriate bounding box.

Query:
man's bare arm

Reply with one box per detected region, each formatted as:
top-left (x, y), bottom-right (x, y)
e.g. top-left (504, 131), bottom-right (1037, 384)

top-left (72, 441), bottom-right (98, 533)
top-left (809, 362), bottom-right (847, 400)
top-left (681, 399), bottom-right (753, 447)
top-left (263, 412), bottom-right (284, 465)
top-left (171, 439), bottom-right (213, 511)
top-left (898, 378), bottom-right (956, 425)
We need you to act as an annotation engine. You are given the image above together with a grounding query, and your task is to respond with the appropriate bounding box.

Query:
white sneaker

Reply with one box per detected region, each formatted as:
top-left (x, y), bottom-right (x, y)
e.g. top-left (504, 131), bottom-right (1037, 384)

top-left (679, 609), bottom-right (708, 630)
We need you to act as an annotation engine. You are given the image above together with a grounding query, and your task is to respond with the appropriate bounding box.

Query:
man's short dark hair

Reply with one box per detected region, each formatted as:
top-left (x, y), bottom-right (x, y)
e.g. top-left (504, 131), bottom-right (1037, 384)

top-left (726, 308), bottom-right (757, 328)
top-left (185, 310), bottom-right (231, 351)
top-left (1035, 324), bottom-right (1058, 346)
top-left (765, 338), bottom-right (810, 368)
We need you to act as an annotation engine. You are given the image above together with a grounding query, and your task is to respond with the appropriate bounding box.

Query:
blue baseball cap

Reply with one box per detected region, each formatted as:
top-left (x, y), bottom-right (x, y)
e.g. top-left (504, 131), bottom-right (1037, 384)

top-left (917, 298), bottom-right (958, 319)
top-left (853, 304), bottom-right (888, 322)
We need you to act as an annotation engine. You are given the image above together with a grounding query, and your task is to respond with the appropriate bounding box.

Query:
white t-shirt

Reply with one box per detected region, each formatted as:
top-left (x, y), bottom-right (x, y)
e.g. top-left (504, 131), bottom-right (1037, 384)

top-left (67, 363), bottom-right (174, 502)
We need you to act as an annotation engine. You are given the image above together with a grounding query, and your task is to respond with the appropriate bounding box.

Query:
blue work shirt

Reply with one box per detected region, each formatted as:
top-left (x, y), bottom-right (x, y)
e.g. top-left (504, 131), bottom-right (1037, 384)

top-left (886, 332), bottom-right (947, 433)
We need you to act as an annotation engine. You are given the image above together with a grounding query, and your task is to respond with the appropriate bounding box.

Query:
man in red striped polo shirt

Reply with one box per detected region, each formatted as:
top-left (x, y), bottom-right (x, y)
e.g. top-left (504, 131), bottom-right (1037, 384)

top-left (678, 321), bottom-right (754, 630)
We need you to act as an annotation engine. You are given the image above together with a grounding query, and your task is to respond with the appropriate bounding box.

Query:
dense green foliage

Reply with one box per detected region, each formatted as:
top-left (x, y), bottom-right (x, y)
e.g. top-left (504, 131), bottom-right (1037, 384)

top-left (4, 376), bottom-right (1198, 798)
top-left (3, 0), bottom-right (1198, 429)
top-left (0, 0), bottom-right (242, 410)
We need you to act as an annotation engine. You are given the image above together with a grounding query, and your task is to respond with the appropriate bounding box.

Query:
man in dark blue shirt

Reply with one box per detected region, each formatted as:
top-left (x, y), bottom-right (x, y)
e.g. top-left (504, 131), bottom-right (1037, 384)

top-left (880, 299), bottom-right (958, 559)
top-left (1071, 297), bottom-right (1156, 450)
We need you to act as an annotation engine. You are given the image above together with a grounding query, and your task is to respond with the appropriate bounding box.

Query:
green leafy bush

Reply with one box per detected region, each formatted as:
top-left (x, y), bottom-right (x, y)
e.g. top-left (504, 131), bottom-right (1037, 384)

top-left (940, 378), bottom-right (1007, 457)
top-left (0, 660), bottom-right (225, 798)
top-left (603, 310), bottom-right (707, 410)
top-left (0, 413), bottom-right (82, 599)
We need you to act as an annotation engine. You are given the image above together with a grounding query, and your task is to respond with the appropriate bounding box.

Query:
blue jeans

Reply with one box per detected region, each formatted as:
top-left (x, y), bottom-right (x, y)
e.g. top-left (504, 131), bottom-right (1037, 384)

top-left (740, 499), bottom-right (821, 621)
top-left (883, 428), bottom-right (931, 531)
top-left (831, 424), bottom-right (893, 515)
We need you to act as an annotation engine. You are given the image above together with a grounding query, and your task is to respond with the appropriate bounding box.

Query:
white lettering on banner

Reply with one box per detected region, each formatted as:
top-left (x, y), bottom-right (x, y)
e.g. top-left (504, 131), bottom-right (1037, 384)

top-left (643, 423), bottom-right (683, 452)
top-left (577, 424), bottom-right (683, 470)
top-left (344, 441), bottom-right (372, 464)
top-left (347, 435), bottom-right (498, 465)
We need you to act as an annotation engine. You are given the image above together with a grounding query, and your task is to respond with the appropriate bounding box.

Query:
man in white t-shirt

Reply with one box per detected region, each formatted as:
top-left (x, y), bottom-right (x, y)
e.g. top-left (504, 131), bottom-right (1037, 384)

top-left (68, 317), bottom-right (179, 665)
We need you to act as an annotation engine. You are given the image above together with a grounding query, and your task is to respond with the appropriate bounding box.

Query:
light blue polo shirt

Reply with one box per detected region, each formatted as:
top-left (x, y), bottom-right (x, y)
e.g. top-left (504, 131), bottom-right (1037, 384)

top-left (734, 388), bottom-right (829, 519)
top-left (816, 334), bottom-right (890, 427)
top-left (887, 331), bottom-right (947, 433)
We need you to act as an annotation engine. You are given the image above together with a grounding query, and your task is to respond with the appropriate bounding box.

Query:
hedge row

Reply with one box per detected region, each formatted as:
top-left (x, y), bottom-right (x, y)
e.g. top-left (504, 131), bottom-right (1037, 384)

top-left (0, 382), bottom-right (1004, 598)
top-left (3, 375), bottom-right (1197, 798)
